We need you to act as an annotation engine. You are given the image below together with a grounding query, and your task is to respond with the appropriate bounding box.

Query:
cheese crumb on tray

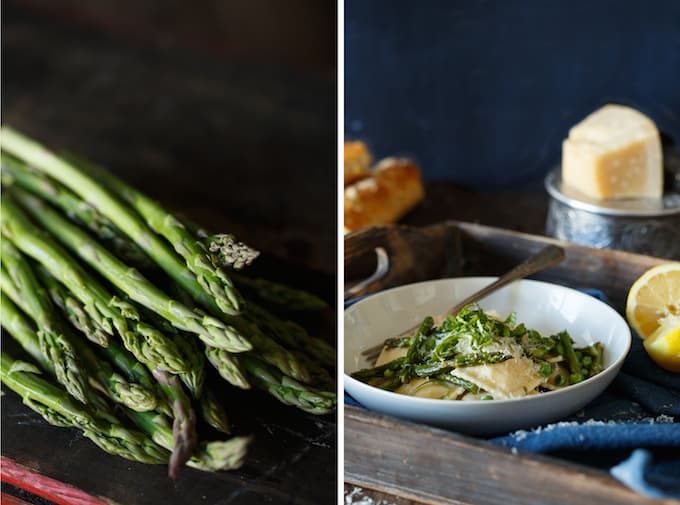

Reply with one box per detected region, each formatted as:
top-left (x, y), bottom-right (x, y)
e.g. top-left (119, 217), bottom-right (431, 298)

top-left (562, 104), bottom-right (663, 200)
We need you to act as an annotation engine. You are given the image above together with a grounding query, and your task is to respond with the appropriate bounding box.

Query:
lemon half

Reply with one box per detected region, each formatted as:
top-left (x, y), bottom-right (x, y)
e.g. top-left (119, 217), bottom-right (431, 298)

top-left (626, 263), bottom-right (680, 373)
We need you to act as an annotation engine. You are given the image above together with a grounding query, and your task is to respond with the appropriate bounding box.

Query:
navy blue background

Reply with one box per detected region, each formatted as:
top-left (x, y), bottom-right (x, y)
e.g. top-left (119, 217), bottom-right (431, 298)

top-left (345, 0), bottom-right (680, 188)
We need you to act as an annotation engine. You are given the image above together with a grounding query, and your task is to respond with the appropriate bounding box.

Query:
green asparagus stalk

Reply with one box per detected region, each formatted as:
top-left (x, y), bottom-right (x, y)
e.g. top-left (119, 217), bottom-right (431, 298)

top-left (232, 273), bottom-right (329, 312)
top-left (1, 294), bottom-right (53, 373)
top-left (34, 265), bottom-right (159, 393)
top-left (5, 145), bottom-right (327, 384)
top-left (1, 276), bottom-right (118, 418)
top-left (59, 150), bottom-right (245, 312)
top-left (245, 302), bottom-right (335, 369)
top-left (199, 389), bottom-right (231, 434)
top-left (10, 186), bottom-right (251, 354)
top-left (128, 410), bottom-right (251, 471)
top-left (2, 265), bottom-right (158, 412)
top-left (1, 197), bottom-right (190, 373)
top-left (1, 153), bottom-right (153, 269)
top-left (153, 369), bottom-right (198, 478)
top-left (0, 352), bottom-right (168, 464)
top-left (130, 300), bottom-right (206, 398)
top-left (0, 241), bottom-right (89, 403)
top-left (0, 127), bottom-right (243, 316)
top-left (203, 233), bottom-right (260, 271)
top-left (35, 264), bottom-right (111, 347)
top-left (204, 346), bottom-right (250, 389)
top-left (241, 356), bottom-right (336, 415)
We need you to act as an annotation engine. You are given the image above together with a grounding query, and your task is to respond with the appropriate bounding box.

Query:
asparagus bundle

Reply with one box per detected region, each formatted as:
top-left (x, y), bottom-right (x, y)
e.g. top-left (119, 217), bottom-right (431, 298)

top-left (0, 126), bottom-right (336, 477)
top-left (0, 351), bottom-right (168, 465)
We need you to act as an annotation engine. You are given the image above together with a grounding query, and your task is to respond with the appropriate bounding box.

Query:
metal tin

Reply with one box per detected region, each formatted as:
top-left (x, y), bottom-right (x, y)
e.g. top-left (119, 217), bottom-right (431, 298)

top-left (545, 169), bottom-right (680, 260)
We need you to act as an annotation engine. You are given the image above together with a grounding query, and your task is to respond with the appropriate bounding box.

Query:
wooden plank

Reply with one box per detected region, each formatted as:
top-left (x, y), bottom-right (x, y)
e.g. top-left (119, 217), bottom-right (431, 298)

top-left (344, 407), bottom-right (676, 505)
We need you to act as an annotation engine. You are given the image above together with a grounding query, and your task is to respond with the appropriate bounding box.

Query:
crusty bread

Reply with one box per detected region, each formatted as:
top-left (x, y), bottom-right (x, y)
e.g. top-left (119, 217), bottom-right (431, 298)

top-left (344, 157), bottom-right (425, 233)
top-left (344, 141), bottom-right (372, 186)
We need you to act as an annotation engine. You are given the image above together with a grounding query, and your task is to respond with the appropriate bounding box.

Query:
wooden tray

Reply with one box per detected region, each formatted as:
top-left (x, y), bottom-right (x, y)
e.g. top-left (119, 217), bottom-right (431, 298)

top-left (344, 221), bottom-right (674, 505)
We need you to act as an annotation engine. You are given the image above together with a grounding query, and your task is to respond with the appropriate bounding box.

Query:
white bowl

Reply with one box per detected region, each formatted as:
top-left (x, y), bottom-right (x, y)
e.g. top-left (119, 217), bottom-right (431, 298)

top-left (344, 277), bottom-right (631, 435)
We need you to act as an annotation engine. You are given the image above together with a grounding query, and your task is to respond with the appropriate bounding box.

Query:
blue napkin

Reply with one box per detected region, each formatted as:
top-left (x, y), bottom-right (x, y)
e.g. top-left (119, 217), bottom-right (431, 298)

top-left (344, 288), bottom-right (680, 499)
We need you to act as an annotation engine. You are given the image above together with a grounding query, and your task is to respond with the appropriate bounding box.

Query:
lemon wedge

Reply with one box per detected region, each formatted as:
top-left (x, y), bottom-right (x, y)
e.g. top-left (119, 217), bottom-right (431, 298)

top-left (626, 263), bottom-right (680, 339)
top-left (642, 320), bottom-right (680, 372)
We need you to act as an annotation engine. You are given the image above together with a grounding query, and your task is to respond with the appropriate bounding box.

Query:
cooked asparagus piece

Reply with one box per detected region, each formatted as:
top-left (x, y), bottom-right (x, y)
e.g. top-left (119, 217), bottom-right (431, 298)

top-left (0, 241), bottom-right (89, 403)
top-left (153, 370), bottom-right (198, 478)
top-left (1, 153), bottom-right (153, 269)
top-left (0, 127), bottom-right (243, 316)
top-left (10, 186), bottom-right (250, 354)
top-left (0, 352), bottom-right (168, 464)
top-left (241, 356), bottom-right (336, 415)
top-left (1, 197), bottom-right (190, 373)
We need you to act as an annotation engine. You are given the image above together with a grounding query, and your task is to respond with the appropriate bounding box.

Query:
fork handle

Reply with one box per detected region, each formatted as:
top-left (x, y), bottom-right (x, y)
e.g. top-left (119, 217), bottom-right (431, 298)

top-left (444, 245), bottom-right (565, 317)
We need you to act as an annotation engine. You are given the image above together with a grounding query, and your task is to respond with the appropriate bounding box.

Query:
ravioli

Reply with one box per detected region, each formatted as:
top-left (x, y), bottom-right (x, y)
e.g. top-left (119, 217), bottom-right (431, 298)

top-left (452, 357), bottom-right (545, 400)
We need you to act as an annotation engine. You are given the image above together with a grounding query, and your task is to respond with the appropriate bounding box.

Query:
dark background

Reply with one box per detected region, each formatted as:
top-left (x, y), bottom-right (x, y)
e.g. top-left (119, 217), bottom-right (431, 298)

top-left (345, 0), bottom-right (680, 189)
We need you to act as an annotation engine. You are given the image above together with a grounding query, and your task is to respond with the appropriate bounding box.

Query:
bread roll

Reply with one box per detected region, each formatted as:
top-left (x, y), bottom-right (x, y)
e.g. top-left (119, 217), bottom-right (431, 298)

top-left (344, 157), bottom-right (425, 233)
top-left (344, 141), bottom-right (372, 186)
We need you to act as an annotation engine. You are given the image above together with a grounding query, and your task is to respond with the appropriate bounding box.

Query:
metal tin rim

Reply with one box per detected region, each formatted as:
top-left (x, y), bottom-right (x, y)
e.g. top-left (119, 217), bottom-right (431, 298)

top-left (545, 169), bottom-right (680, 217)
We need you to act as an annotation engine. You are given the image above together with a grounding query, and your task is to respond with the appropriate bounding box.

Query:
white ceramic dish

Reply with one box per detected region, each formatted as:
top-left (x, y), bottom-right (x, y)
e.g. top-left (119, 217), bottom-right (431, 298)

top-left (344, 277), bottom-right (631, 435)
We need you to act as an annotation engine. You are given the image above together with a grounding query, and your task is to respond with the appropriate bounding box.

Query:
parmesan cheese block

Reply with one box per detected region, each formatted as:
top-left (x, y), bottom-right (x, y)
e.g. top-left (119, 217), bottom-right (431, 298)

top-left (562, 104), bottom-right (663, 200)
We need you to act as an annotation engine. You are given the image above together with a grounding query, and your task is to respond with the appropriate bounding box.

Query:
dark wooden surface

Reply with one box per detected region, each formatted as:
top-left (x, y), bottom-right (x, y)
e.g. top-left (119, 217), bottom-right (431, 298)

top-left (344, 222), bottom-right (672, 505)
top-left (1, 2), bottom-right (337, 504)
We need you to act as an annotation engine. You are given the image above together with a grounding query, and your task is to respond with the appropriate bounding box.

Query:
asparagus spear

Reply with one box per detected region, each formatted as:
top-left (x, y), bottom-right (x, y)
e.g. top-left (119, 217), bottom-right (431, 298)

top-left (244, 302), bottom-right (335, 369)
top-left (128, 410), bottom-right (251, 472)
top-left (1, 153), bottom-right (153, 269)
top-left (203, 233), bottom-right (260, 271)
top-left (204, 346), bottom-right (250, 389)
top-left (153, 370), bottom-right (198, 478)
top-left (10, 186), bottom-right (251, 354)
top-left (35, 264), bottom-right (113, 347)
top-left (2, 266), bottom-right (158, 412)
top-left (232, 273), bottom-right (329, 312)
top-left (0, 127), bottom-right (242, 316)
top-left (35, 265), bottom-right (157, 388)
top-left (0, 241), bottom-right (89, 403)
top-left (59, 150), bottom-right (245, 313)
top-left (199, 389), bottom-right (231, 434)
top-left (5, 147), bottom-right (326, 383)
top-left (1, 294), bottom-right (53, 373)
top-left (1, 197), bottom-right (190, 374)
top-left (241, 356), bottom-right (336, 415)
top-left (45, 157), bottom-right (311, 382)
top-left (0, 352), bottom-right (168, 465)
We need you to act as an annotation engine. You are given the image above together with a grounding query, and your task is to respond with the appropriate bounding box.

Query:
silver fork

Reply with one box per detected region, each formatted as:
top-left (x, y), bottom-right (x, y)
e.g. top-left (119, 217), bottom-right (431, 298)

top-left (360, 244), bottom-right (566, 363)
